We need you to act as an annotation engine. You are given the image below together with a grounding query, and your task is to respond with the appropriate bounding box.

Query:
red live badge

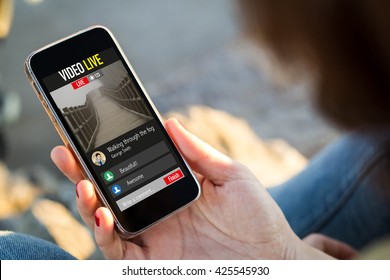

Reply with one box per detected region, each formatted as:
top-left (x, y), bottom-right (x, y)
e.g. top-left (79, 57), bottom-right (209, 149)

top-left (71, 77), bottom-right (89, 89)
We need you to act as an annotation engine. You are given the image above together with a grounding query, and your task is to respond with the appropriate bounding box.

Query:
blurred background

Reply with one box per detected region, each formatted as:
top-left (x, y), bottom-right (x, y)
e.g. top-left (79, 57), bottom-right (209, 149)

top-left (0, 0), bottom-right (339, 259)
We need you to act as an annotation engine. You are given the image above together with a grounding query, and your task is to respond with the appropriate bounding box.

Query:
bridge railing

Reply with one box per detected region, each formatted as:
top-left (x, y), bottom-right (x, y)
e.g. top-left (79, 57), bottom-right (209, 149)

top-left (102, 76), bottom-right (152, 119)
top-left (62, 96), bottom-right (99, 152)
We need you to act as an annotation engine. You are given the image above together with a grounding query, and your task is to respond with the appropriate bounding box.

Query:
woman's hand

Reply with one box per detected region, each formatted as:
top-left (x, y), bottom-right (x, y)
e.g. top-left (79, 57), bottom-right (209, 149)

top-left (51, 118), bottom-right (335, 259)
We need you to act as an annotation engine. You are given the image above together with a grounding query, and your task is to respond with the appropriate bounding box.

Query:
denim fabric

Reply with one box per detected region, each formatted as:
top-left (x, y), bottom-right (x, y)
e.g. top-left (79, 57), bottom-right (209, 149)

top-left (0, 231), bottom-right (76, 260)
top-left (269, 126), bottom-right (390, 249)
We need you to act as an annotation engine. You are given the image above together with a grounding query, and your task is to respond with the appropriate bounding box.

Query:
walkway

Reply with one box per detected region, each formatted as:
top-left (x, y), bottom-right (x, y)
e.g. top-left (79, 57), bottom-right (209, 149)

top-left (91, 89), bottom-right (149, 149)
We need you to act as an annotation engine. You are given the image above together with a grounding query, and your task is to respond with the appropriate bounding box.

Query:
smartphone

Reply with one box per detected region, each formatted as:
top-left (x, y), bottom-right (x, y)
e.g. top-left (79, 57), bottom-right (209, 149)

top-left (25, 26), bottom-right (200, 238)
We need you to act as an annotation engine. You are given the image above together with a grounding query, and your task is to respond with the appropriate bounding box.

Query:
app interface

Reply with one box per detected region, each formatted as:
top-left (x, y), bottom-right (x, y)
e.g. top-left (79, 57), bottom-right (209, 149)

top-left (42, 48), bottom-right (185, 211)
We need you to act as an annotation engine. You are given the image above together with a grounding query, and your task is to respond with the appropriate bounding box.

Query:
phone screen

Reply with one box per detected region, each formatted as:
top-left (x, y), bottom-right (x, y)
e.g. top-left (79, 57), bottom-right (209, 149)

top-left (27, 27), bottom-right (200, 235)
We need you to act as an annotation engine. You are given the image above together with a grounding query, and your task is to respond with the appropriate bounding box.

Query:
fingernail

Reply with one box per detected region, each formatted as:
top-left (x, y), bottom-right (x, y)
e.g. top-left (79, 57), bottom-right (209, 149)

top-left (95, 213), bottom-right (100, 227)
top-left (75, 181), bottom-right (81, 198)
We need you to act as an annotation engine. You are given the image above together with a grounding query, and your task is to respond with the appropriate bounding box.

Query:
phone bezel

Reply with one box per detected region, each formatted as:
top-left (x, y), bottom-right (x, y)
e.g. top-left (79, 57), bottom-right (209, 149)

top-left (25, 26), bottom-right (201, 237)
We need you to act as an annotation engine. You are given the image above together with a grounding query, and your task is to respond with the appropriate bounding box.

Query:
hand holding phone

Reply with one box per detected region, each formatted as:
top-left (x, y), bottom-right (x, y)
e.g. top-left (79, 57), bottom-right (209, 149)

top-left (53, 118), bottom-right (300, 260)
top-left (26, 26), bottom-right (304, 260)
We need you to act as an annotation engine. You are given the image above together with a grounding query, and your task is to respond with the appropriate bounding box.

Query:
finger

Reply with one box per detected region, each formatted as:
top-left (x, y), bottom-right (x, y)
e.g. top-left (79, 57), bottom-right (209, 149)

top-left (51, 146), bottom-right (84, 184)
top-left (165, 118), bottom-right (237, 183)
top-left (304, 234), bottom-right (357, 260)
top-left (94, 207), bottom-right (125, 259)
top-left (94, 208), bottom-right (147, 260)
top-left (76, 180), bottom-right (101, 229)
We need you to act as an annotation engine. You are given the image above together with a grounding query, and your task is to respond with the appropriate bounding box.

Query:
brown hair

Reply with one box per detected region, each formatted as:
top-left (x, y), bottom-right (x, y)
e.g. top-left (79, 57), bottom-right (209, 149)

top-left (239, 0), bottom-right (390, 129)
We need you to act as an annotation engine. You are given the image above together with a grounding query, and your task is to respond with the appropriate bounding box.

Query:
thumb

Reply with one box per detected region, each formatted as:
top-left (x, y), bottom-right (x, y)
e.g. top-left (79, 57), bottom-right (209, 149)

top-left (165, 118), bottom-right (237, 184)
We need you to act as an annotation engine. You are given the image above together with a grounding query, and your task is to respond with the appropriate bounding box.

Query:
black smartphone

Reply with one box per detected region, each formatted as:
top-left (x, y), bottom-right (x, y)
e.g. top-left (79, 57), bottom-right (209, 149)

top-left (25, 26), bottom-right (200, 238)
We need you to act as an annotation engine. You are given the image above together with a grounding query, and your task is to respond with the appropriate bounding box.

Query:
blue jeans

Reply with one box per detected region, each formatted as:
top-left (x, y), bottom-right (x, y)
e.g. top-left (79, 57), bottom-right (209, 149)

top-left (1, 126), bottom-right (390, 259)
top-left (0, 231), bottom-right (75, 260)
top-left (269, 125), bottom-right (390, 250)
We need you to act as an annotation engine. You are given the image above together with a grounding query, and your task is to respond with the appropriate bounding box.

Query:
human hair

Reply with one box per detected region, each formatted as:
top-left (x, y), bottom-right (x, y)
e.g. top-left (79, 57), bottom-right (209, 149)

top-left (239, 0), bottom-right (390, 129)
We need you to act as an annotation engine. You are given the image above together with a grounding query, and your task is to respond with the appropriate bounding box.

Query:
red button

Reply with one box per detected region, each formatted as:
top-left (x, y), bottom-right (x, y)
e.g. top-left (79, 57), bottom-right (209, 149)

top-left (71, 77), bottom-right (89, 89)
top-left (163, 169), bottom-right (184, 185)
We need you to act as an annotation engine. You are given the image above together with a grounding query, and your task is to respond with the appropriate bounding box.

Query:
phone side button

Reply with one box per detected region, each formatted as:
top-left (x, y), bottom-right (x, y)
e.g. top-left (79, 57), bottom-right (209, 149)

top-left (32, 82), bottom-right (44, 101)
top-left (50, 115), bottom-right (57, 124)
top-left (42, 101), bottom-right (50, 111)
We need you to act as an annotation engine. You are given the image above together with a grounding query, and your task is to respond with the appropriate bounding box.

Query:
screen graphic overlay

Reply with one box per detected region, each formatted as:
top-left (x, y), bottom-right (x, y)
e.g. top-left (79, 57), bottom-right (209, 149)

top-left (42, 48), bottom-right (186, 212)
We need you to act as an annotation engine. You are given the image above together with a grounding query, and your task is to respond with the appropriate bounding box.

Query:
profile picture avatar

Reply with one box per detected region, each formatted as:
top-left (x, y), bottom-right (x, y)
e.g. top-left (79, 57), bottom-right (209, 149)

top-left (92, 151), bottom-right (106, 166)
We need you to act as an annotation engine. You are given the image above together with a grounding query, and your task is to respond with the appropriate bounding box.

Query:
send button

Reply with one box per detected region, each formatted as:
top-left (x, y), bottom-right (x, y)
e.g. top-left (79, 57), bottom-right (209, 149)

top-left (163, 169), bottom-right (184, 185)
